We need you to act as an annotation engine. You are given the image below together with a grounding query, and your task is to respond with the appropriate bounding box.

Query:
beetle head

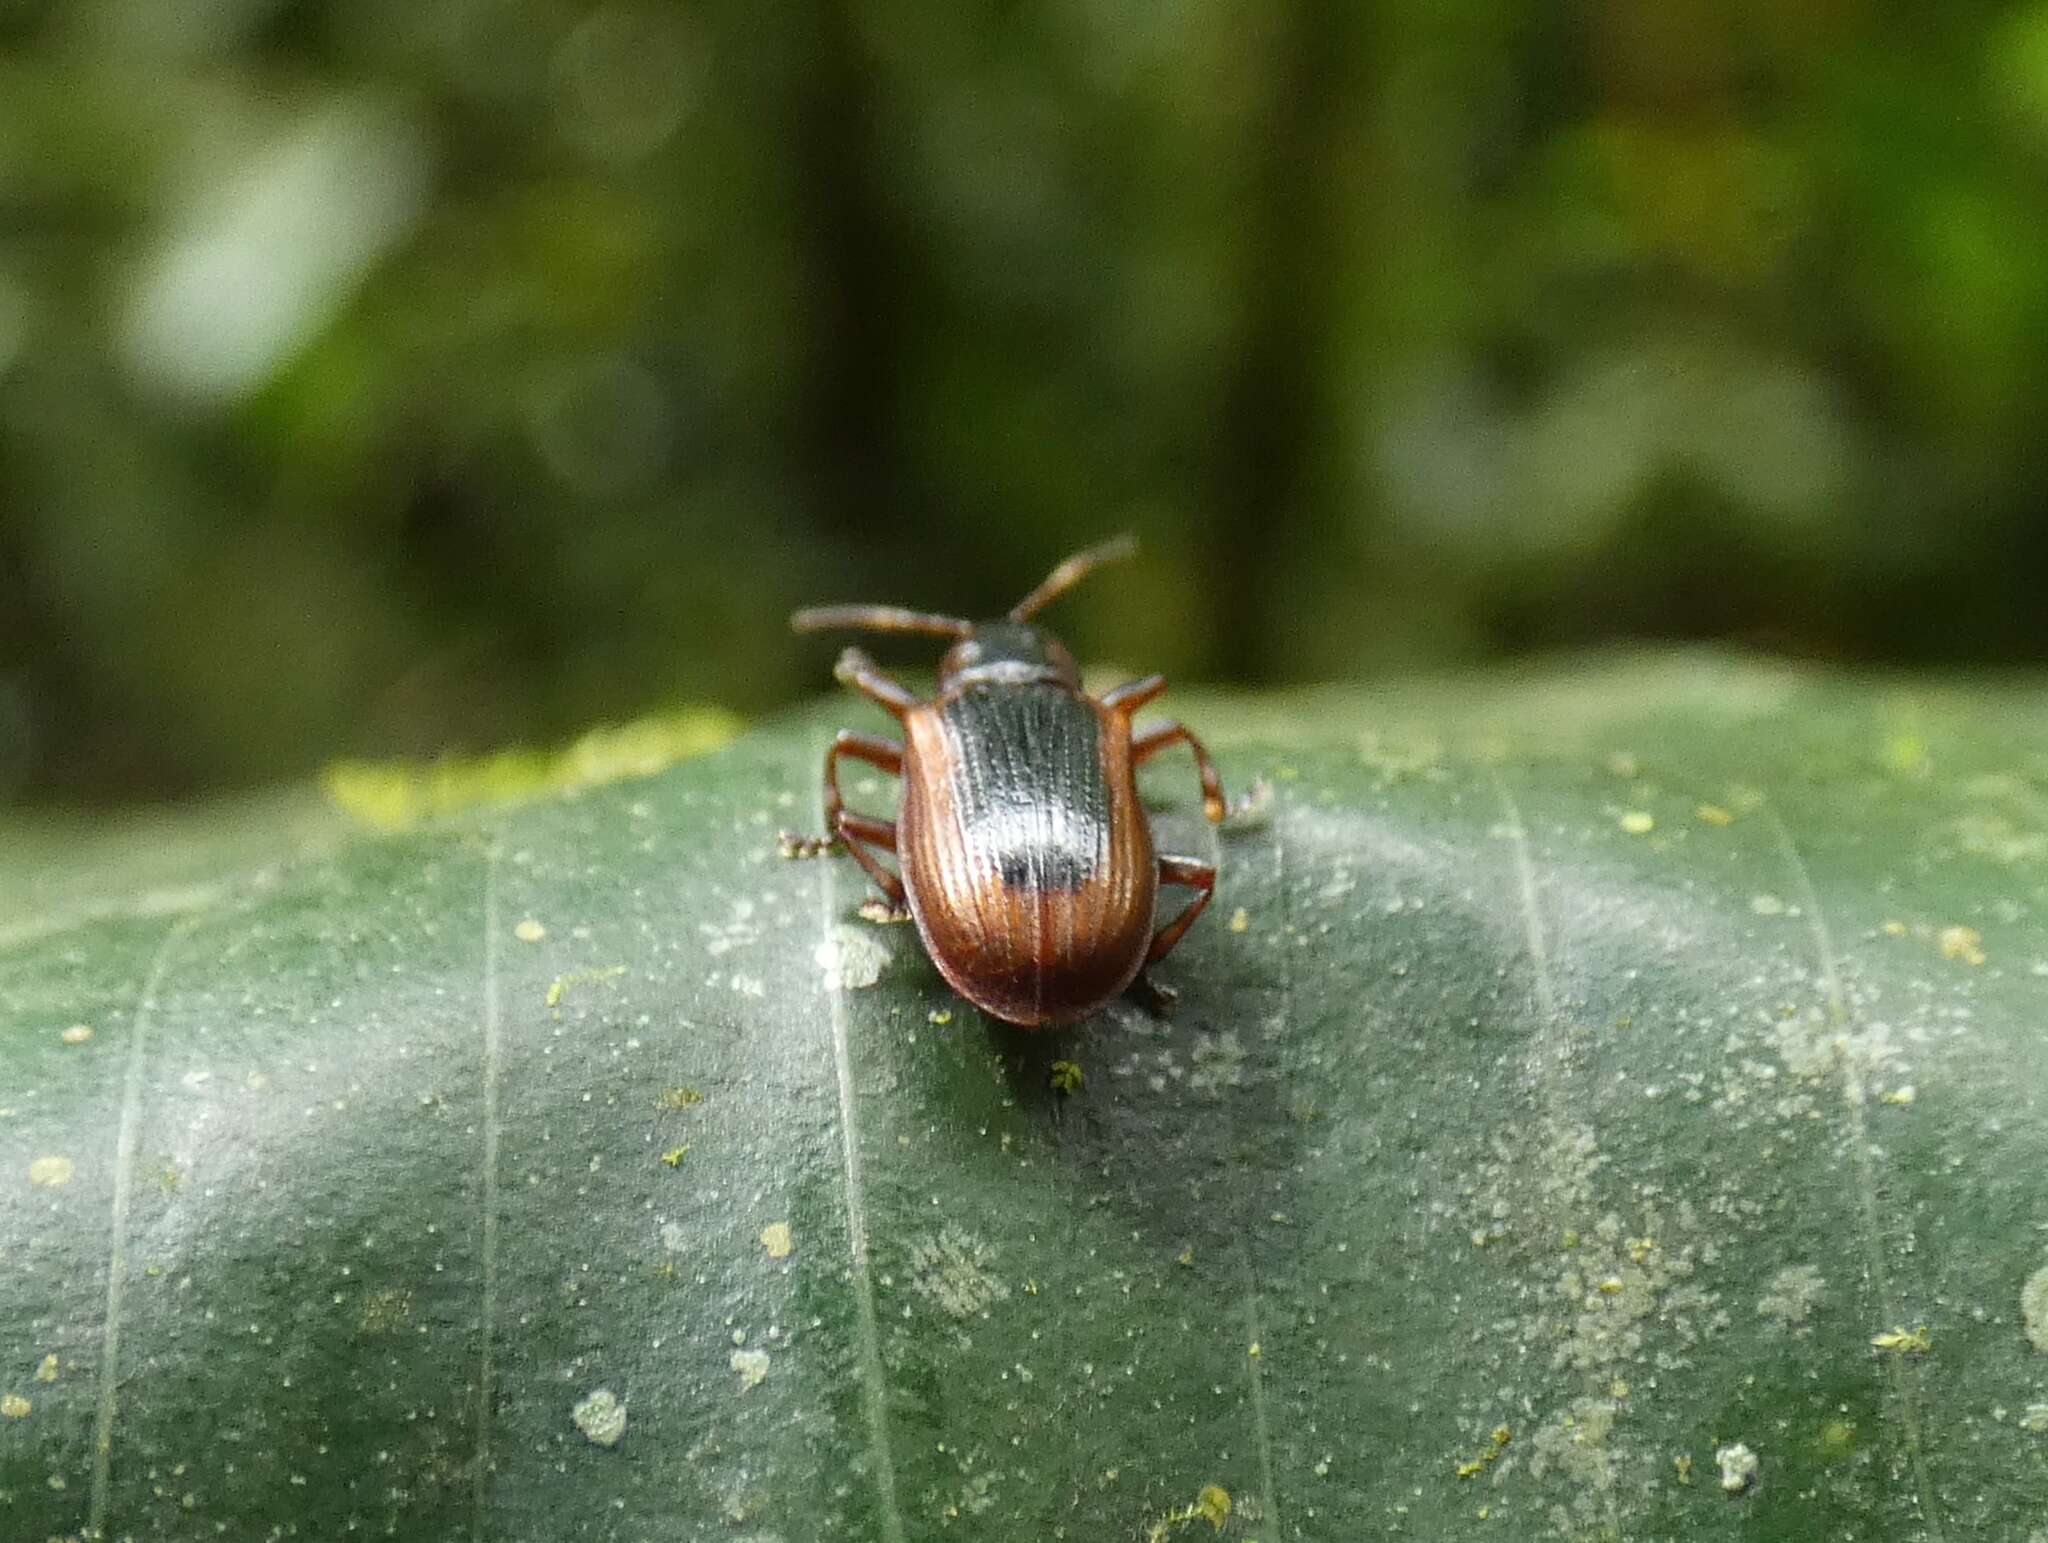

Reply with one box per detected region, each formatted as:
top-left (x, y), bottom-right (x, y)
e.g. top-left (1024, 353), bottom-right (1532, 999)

top-left (938, 621), bottom-right (1081, 691)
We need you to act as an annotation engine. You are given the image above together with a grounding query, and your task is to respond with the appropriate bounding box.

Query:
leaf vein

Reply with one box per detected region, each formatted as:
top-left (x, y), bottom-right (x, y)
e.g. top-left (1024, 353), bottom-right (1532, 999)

top-left (473, 844), bottom-right (503, 1541)
top-left (817, 749), bottom-right (909, 1543)
top-left (1765, 806), bottom-right (1946, 1542)
top-left (90, 915), bottom-right (196, 1539)
top-left (1490, 770), bottom-right (1624, 1541)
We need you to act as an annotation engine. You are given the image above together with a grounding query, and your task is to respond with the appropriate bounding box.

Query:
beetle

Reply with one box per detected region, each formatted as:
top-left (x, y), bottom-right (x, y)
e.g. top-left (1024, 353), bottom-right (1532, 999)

top-left (783, 536), bottom-right (1241, 1028)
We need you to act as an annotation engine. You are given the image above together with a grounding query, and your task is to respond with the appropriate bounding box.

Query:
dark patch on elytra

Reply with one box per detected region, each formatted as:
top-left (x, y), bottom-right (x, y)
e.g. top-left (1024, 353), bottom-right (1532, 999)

top-left (940, 683), bottom-right (1107, 892)
top-left (997, 845), bottom-right (1093, 891)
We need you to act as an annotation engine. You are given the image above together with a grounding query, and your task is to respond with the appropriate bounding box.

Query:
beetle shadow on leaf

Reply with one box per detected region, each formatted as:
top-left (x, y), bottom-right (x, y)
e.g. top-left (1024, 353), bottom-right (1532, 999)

top-left (985, 823), bottom-right (1303, 1267)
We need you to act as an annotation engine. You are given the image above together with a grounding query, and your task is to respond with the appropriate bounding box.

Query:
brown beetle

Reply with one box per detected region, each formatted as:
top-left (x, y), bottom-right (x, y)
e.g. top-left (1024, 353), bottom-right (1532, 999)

top-left (785, 537), bottom-right (1237, 1027)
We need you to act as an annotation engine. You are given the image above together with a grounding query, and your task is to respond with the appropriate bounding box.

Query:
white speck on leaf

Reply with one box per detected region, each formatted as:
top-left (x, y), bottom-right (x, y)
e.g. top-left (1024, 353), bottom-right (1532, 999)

top-left (760, 1222), bottom-right (793, 1259)
top-left (1757, 1265), bottom-right (1825, 1329)
top-left (701, 897), bottom-right (761, 956)
top-left (1715, 1443), bottom-right (1758, 1495)
top-left (572, 1388), bottom-right (627, 1447)
top-left (1188, 1030), bottom-right (1246, 1096)
top-left (731, 1348), bottom-right (770, 1390)
top-left (815, 925), bottom-right (890, 990)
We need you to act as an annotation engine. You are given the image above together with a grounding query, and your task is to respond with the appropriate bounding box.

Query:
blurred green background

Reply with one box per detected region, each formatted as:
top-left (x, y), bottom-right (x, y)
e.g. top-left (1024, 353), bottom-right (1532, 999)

top-left (4, 0), bottom-right (2047, 807)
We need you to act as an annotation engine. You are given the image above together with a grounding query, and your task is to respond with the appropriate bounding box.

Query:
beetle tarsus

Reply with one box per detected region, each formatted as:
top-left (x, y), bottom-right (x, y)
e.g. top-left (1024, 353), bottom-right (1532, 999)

top-left (1127, 972), bottom-right (1180, 1016)
top-left (777, 830), bottom-right (841, 860)
top-left (1222, 776), bottom-right (1275, 829)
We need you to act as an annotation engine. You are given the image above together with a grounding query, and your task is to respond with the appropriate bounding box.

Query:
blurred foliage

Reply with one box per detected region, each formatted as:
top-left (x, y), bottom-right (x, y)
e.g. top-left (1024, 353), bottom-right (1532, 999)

top-left (2, 0), bottom-right (2046, 803)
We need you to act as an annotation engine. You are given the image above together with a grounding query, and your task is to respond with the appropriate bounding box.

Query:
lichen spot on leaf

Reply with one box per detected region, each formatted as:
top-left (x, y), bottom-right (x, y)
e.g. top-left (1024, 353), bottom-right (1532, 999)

top-left (2022, 1262), bottom-right (2048, 1352)
top-left (910, 1226), bottom-right (1009, 1319)
top-left (572, 1388), bottom-right (627, 1448)
top-left (816, 924), bottom-right (890, 990)
top-left (27, 1155), bottom-right (74, 1188)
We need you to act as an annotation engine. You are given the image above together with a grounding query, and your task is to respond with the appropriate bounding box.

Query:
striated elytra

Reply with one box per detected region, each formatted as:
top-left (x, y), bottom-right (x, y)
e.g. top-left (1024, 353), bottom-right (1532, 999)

top-left (785, 537), bottom-right (1239, 1027)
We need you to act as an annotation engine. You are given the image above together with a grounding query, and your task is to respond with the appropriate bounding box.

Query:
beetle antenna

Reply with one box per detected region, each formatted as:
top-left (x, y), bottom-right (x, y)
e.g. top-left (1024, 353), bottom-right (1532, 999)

top-left (790, 605), bottom-right (974, 639)
top-left (1008, 534), bottom-right (1139, 621)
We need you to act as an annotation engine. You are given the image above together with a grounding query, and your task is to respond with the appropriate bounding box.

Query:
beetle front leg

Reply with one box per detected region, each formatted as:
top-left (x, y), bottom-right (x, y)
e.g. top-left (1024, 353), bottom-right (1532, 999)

top-left (1099, 673), bottom-right (1168, 714)
top-left (1147, 855), bottom-right (1216, 963)
top-left (1132, 721), bottom-right (1228, 823)
top-left (835, 647), bottom-right (918, 718)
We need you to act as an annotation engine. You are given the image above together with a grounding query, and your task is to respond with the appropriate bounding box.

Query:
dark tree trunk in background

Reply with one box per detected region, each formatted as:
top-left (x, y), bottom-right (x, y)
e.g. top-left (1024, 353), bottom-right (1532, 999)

top-left (789, 1), bottom-right (912, 549)
top-left (1210, 0), bottom-right (1367, 683)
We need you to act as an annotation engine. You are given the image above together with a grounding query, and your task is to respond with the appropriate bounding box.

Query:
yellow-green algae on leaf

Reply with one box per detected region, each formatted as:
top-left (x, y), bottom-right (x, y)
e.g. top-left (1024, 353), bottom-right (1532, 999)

top-left (1143, 1482), bottom-right (1233, 1539)
top-left (544, 963), bottom-right (625, 1008)
top-left (321, 706), bottom-right (741, 829)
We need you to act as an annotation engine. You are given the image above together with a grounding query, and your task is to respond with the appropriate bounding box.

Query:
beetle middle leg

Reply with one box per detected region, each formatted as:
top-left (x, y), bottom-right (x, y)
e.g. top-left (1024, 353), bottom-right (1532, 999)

top-left (1132, 721), bottom-right (1228, 823)
top-left (780, 731), bottom-right (907, 907)
top-left (834, 812), bottom-right (907, 910)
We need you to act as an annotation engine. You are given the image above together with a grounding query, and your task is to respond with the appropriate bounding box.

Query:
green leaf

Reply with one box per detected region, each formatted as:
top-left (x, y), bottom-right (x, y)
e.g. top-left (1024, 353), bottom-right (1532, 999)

top-left (6, 655), bottom-right (2048, 1540)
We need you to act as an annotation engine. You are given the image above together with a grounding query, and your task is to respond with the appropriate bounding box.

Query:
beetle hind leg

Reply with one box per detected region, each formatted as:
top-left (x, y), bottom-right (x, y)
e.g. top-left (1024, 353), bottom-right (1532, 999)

top-left (1125, 971), bottom-right (1180, 1016)
top-left (1147, 855), bottom-right (1216, 964)
top-left (1125, 855), bottom-right (1216, 1017)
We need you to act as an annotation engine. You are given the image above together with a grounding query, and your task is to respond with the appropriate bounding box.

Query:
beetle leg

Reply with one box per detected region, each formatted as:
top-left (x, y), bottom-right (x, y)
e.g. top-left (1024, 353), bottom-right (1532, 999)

top-left (1147, 854), bottom-right (1216, 963)
top-left (1098, 673), bottom-right (1168, 714)
top-left (824, 732), bottom-right (906, 904)
top-left (821, 730), bottom-right (902, 826)
top-left (779, 731), bottom-right (902, 878)
top-left (835, 647), bottom-right (918, 718)
top-left (1132, 721), bottom-right (1228, 823)
top-left (1125, 971), bottom-right (1179, 1015)
top-left (834, 811), bottom-right (906, 906)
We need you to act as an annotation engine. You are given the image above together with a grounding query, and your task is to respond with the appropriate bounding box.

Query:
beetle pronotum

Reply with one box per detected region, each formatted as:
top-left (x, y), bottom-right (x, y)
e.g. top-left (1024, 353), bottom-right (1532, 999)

top-left (785, 537), bottom-right (1240, 1027)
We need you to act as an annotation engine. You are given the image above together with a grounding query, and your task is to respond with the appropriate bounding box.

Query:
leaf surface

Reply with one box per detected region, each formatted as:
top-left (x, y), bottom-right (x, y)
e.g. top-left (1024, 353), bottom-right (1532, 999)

top-left (5, 656), bottom-right (2047, 1541)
